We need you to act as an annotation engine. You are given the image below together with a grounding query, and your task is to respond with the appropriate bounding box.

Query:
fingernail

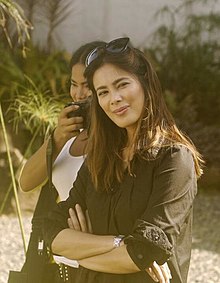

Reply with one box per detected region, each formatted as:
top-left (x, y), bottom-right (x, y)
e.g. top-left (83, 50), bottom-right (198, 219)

top-left (152, 276), bottom-right (159, 282)
top-left (69, 208), bottom-right (73, 213)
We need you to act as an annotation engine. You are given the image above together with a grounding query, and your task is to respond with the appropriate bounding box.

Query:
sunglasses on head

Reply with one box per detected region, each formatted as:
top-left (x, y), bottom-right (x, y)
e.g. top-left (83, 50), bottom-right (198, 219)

top-left (85, 37), bottom-right (130, 67)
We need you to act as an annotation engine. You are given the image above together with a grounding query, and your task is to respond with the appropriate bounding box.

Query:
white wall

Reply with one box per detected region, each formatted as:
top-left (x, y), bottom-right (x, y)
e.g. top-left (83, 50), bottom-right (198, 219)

top-left (32, 0), bottom-right (220, 53)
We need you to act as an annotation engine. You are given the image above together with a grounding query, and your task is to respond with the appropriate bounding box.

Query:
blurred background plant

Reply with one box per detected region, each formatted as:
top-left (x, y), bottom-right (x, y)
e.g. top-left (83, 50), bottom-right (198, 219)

top-left (0, 0), bottom-right (32, 55)
top-left (11, 77), bottom-right (63, 137)
top-left (0, 0), bottom-right (71, 214)
top-left (144, 0), bottom-right (220, 189)
top-left (0, 0), bottom-right (71, 152)
top-left (0, 0), bottom-right (219, 215)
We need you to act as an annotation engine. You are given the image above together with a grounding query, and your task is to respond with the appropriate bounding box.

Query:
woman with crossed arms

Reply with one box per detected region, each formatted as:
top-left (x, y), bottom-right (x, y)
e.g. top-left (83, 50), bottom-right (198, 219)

top-left (20, 39), bottom-right (170, 282)
top-left (43, 37), bottom-right (203, 283)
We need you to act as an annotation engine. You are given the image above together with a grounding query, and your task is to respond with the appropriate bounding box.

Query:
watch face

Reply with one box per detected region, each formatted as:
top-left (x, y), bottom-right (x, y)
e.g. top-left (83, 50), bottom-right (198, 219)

top-left (113, 235), bottom-right (124, 248)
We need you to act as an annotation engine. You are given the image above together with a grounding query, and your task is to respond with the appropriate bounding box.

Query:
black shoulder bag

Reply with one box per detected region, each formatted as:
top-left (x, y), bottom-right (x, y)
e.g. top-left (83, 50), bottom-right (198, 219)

top-left (7, 132), bottom-right (64, 283)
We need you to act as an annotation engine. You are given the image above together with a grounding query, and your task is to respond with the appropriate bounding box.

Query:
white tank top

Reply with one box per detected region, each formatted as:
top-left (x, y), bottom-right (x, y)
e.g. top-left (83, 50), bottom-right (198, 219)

top-left (52, 137), bottom-right (84, 268)
top-left (52, 137), bottom-right (85, 201)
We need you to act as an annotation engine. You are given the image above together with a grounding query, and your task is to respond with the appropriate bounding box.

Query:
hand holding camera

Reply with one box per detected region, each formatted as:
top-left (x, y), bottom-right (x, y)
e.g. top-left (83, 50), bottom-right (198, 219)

top-left (52, 100), bottom-right (89, 152)
top-left (65, 99), bottom-right (90, 129)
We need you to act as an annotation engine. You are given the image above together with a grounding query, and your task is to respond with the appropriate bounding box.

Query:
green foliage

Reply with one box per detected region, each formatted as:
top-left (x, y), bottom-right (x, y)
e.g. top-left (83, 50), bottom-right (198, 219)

top-left (10, 77), bottom-right (64, 136)
top-left (0, 42), bottom-right (70, 158)
top-left (1, 0), bottom-right (219, 169)
top-left (17, 44), bottom-right (70, 97)
top-left (147, 1), bottom-right (220, 126)
top-left (0, 42), bottom-right (70, 101)
top-left (144, 0), bottom-right (220, 168)
top-left (0, 0), bottom-right (72, 163)
top-left (0, 0), bottom-right (74, 212)
top-left (0, 0), bottom-right (32, 55)
top-left (0, 43), bottom-right (25, 98)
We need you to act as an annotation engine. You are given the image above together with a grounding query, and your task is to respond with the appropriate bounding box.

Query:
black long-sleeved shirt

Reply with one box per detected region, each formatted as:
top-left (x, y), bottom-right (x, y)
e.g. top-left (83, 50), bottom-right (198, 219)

top-left (44, 144), bottom-right (197, 283)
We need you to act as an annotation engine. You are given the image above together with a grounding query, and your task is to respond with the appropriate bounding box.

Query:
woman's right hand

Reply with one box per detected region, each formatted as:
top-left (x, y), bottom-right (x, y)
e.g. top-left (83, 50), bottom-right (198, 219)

top-left (19, 104), bottom-right (84, 192)
top-left (53, 104), bottom-right (84, 149)
top-left (68, 204), bottom-right (93, 233)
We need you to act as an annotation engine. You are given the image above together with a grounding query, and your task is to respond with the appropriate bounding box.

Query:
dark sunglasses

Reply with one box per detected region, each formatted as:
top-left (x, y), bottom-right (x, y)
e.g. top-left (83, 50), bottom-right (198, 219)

top-left (85, 37), bottom-right (130, 67)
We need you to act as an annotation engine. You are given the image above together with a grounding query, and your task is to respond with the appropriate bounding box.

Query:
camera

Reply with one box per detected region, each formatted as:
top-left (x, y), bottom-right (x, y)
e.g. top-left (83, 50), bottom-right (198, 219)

top-left (65, 99), bottom-right (91, 129)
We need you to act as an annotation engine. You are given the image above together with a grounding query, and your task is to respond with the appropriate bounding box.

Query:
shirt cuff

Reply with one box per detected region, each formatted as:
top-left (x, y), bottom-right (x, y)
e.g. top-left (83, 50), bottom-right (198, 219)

top-left (124, 220), bottom-right (173, 270)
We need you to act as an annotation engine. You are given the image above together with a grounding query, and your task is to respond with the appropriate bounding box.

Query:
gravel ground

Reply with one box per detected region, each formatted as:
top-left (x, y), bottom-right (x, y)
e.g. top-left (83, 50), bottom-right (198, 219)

top-left (0, 190), bottom-right (220, 283)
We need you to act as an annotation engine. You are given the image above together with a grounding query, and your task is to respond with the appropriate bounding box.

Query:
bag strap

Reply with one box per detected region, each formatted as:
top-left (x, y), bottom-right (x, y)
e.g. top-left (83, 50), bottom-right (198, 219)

top-left (46, 129), bottom-right (55, 191)
top-left (31, 129), bottom-right (58, 223)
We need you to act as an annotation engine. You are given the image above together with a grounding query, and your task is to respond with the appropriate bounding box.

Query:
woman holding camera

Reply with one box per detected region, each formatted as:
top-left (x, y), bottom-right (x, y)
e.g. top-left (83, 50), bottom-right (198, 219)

top-left (17, 41), bottom-right (106, 283)
top-left (19, 41), bottom-right (105, 200)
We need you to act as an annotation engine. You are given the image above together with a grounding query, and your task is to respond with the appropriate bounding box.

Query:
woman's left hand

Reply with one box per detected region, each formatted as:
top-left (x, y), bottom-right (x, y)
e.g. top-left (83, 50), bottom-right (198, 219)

top-left (68, 204), bottom-right (93, 233)
top-left (146, 261), bottom-right (172, 283)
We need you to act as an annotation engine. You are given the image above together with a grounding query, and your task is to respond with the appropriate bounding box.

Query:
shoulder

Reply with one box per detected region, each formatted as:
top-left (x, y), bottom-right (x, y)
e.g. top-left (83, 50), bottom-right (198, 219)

top-left (65, 137), bottom-right (76, 151)
top-left (54, 137), bottom-right (77, 165)
top-left (160, 144), bottom-right (193, 162)
top-left (56, 137), bottom-right (76, 157)
top-left (155, 144), bottom-right (195, 177)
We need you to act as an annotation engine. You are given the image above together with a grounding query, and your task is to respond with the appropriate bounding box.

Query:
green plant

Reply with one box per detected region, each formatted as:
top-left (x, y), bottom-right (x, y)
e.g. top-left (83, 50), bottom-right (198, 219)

top-left (143, 0), bottom-right (220, 169)
top-left (0, 102), bottom-right (26, 252)
top-left (0, 42), bottom-right (25, 99)
top-left (0, 42), bottom-right (70, 166)
top-left (147, 0), bottom-right (220, 126)
top-left (0, 42), bottom-right (70, 101)
top-left (0, 0), bottom-right (32, 56)
top-left (10, 76), bottom-right (64, 137)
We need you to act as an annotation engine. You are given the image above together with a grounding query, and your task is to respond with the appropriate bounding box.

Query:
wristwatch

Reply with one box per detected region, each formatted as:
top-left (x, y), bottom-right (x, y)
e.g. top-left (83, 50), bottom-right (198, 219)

top-left (113, 235), bottom-right (125, 248)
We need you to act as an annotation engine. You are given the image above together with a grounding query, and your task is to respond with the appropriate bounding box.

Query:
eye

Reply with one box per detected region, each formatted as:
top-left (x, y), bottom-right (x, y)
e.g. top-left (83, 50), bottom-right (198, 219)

top-left (97, 90), bottom-right (108, 97)
top-left (70, 79), bottom-right (79, 86)
top-left (70, 82), bottom-right (77, 87)
top-left (118, 81), bottom-right (129, 88)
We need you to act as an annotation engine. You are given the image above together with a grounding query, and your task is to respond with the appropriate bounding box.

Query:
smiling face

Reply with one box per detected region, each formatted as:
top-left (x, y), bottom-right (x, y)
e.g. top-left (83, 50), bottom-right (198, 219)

top-left (70, 63), bottom-right (91, 102)
top-left (93, 63), bottom-right (145, 137)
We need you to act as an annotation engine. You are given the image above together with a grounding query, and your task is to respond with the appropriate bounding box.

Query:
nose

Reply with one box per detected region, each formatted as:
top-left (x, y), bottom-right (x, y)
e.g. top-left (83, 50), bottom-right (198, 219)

top-left (76, 87), bottom-right (87, 101)
top-left (70, 86), bottom-right (88, 102)
top-left (110, 91), bottom-right (122, 105)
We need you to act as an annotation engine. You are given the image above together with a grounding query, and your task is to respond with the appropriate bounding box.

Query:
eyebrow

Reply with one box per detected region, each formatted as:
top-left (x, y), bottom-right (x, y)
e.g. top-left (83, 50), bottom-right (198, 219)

top-left (96, 77), bottom-right (129, 91)
top-left (71, 79), bottom-right (88, 85)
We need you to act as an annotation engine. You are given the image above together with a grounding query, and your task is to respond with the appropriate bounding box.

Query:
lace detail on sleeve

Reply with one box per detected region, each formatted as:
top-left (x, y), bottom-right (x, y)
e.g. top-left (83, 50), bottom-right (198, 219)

top-left (124, 220), bottom-right (173, 270)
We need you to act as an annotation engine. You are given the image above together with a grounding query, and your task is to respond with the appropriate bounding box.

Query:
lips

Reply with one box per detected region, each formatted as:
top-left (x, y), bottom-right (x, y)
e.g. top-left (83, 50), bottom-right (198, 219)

top-left (113, 105), bottom-right (129, 114)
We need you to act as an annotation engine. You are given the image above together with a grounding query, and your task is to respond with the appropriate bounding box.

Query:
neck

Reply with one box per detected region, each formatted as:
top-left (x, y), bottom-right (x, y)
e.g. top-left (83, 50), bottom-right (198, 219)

top-left (126, 127), bottom-right (135, 147)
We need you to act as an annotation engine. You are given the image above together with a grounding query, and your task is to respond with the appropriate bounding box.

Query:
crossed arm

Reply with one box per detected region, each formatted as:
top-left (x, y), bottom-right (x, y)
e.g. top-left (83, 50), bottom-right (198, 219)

top-left (52, 204), bottom-right (171, 283)
top-left (50, 146), bottom-right (195, 283)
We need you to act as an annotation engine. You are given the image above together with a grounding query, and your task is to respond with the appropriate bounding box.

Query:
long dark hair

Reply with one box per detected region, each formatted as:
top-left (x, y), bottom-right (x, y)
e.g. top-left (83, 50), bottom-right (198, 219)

top-left (85, 45), bottom-right (204, 190)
